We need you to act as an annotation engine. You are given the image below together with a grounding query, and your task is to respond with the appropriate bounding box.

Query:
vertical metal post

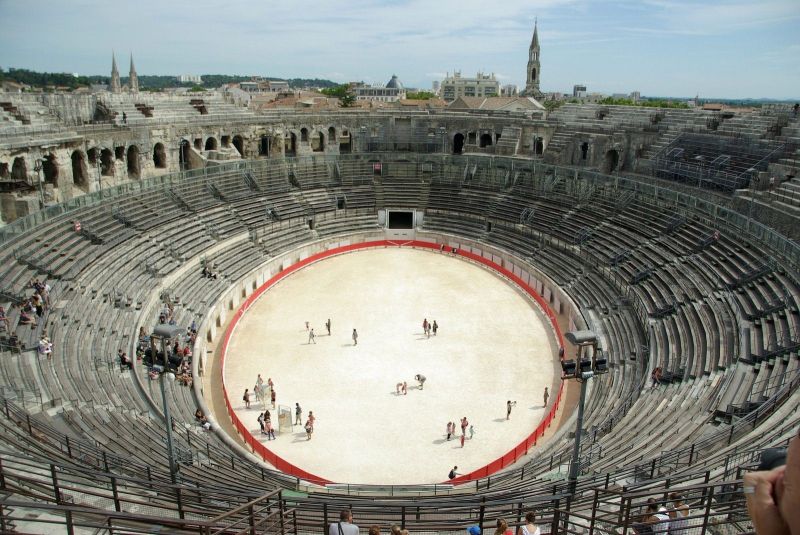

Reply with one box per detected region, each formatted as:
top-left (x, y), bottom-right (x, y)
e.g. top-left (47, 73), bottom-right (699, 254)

top-left (153, 335), bottom-right (178, 484)
top-left (111, 476), bottom-right (121, 512)
top-left (568, 375), bottom-right (589, 497)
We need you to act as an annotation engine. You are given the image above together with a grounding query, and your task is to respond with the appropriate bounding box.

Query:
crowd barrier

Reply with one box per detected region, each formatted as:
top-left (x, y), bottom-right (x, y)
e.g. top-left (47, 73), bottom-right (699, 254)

top-left (219, 240), bottom-right (566, 486)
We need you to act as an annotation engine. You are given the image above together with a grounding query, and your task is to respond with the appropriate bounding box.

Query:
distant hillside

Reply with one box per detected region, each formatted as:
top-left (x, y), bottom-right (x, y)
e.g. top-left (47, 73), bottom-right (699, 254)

top-left (0, 67), bottom-right (338, 91)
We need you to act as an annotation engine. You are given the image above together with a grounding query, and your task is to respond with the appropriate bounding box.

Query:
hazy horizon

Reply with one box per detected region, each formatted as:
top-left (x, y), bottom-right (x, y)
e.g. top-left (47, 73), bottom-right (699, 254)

top-left (0, 0), bottom-right (798, 100)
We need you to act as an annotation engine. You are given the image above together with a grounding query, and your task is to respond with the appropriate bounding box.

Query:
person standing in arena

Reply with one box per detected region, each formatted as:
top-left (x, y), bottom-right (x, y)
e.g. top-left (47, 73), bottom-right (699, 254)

top-left (352, 329), bottom-right (358, 346)
top-left (308, 328), bottom-right (316, 344)
top-left (543, 387), bottom-right (549, 407)
top-left (295, 403), bottom-right (302, 425)
top-left (415, 374), bottom-right (426, 390)
top-left (507, 400), bottom-right (517, 420)
top-left (432, 320), bottom-right (438, 336)
top-left (422, 318), bottom-right (429, 338)
top-left (325, 318), bottom-right (331, 335)
top-left (446, 422), bottom-right (453, 441)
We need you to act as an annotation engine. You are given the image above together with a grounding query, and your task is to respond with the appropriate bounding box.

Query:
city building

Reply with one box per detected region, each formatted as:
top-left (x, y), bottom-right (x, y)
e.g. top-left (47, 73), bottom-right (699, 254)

top-left (440, 71), bottom-right (499, 102)
top-left (501, 84), bottom-right (519, 97)
top-left (573, 84), bottom-right (587, 98)
top-left (355, 75), bottom-right (406, 103)
top-left (178, 74), bottom-right (203, 84)
top-left (432, 80), bottom-right (440, 95)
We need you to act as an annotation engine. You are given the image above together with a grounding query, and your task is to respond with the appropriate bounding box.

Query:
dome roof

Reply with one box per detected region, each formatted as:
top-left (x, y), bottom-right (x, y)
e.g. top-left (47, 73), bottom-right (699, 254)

top-left (386, 75), bottom-right (403, 89)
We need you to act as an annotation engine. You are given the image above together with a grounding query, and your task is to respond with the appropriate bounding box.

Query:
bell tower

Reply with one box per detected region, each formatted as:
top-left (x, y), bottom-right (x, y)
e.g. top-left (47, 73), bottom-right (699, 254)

top-left (525, 19), bottom-right (543, 98)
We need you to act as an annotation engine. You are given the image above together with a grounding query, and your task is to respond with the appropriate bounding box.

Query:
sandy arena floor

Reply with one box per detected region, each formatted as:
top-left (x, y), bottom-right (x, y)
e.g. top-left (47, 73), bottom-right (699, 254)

top-left (224, 247), bottom-right (559, 484)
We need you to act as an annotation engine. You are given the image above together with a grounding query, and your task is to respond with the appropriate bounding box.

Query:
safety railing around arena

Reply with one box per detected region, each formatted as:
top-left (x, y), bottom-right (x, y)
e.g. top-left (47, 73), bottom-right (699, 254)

top-left (218, 239), bottom-right (567, 487)
top-left (2, 152), bottom-right (795, 267)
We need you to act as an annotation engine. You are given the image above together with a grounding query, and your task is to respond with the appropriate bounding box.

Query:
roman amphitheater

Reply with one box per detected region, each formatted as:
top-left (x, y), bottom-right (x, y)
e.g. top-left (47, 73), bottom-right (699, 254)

top-left (0, 90), bottom-right (798, 533)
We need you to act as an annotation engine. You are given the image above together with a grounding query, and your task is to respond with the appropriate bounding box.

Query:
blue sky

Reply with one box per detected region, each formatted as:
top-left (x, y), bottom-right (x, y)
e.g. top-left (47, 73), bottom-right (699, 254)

top-left (0, 0), bottom-right (798, 99)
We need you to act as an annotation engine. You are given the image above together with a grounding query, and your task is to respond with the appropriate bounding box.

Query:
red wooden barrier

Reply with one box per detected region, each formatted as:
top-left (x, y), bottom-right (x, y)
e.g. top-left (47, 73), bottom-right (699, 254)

top-left (219, 240), bottom-right (567, 486)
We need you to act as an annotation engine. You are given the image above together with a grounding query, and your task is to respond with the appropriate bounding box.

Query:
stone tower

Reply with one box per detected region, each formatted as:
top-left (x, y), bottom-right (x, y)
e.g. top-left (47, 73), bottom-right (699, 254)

top-left (524, 19), bottom-right (543, 98)
top-left (129, 53), bottom-right (139, 93)
top-left (110, 52), bottom-right (121, 94)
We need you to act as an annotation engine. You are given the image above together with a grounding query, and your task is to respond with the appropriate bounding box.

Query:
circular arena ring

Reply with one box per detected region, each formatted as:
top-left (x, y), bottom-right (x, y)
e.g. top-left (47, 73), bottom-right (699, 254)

top-left (0, 150), bottom-right (798, 533)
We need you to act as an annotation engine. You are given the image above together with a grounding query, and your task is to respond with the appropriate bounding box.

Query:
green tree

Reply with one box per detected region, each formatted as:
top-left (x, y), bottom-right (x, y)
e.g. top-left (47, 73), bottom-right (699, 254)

top-left (406, 91), bottom-right (435, 100)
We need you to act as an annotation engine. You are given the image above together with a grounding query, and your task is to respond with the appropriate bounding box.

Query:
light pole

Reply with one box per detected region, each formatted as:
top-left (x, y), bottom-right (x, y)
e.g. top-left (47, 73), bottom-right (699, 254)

top-left (33, 158), bottom-right (45, 208)
top-left (151, 323), bottom-right (184, 484)
top-left (562, 330), bottom-right (607, 499)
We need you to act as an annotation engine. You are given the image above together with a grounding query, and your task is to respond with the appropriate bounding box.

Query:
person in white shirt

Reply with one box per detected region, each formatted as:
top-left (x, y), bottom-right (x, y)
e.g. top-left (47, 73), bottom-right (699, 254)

top-left (329, 510), bottom-right (359, 535)
top-left (516, 511), bottom-right (540, 535)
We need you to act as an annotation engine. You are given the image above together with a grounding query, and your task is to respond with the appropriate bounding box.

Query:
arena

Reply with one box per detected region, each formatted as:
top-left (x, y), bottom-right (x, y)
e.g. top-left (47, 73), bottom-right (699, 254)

top-left (0, 32), bottom-right (799, 535)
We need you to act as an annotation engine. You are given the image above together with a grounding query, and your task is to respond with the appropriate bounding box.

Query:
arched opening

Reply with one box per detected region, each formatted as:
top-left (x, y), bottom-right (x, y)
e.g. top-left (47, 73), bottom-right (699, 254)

top-left (311, 131), bottom-right (324, 152)
top-left (71, 150), bottom-right (88, 190)
top-left (580, 142), bottom-right (589, 161)
top-left (0, 163), bottom-right (8, 179)
top-left (11, 157), bottom-right (27, 181)
top-left (232, 135), bottom-right (244, 157)
top-left (42, 154), bottom-right (59, 185)
top-left (602, 149), bottom-right (620, 173)
top-left (339, 130), bottom-right (351, 153)
top-left (259, 135), bottom-right (270, 156)
top-left (221, 135), bottom-right (230, 148)
top-left (285, 133), bottom-right (297, 156)
top-left (194, 138), bottom-right (202, 150)
top-left (479, 133), bottom-right (493, 148)
top-left (87, 148), bottom-right (98, 165)
top-left (126, 145), bottom-right (140, 179)
top-left (534, 136), bottom-right (544, 155)
top-left (204, 137), bottom-right (218, 151)
top-left (300, 128), bottom-right (309, 142)
top-left (452, 133), bottom-right (465, 155)
top-left (100, 148), bottom-right (114, 176)
top-left (531, 68), bottom-right (537, 81)
top-left (180, 140), bottom-right (190, 171)
top-left (328, 127), bottom-right (336, 142)
top-left (153, 143), bottom-right (167, 169)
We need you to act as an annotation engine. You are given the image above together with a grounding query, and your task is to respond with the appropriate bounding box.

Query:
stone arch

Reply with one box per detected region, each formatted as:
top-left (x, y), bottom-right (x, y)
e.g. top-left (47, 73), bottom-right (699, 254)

top-left (0, 162), bottom-right (8, 179)
top-left (232, 135), bottom-right (245, 157)
top-left (479, 133), bottom-right (493, 148)
top-left (328, 126), bottom-right (336, 142)
top-left (580, 142), bottom-right (589, 161)
top-left (602, 149), bottom-right (620, 173)
top-left (534, 136), bottom-right (544, 155)
top-left (42, 154), bottom-right (59, 185)
top-left (100, 148), bottom-right (114, 176)
top-left (311, 131), bottom-right (324, 152)
top-left (259, 135), bottom-right (270, 156)
top-left (153, 143), bottom-right (167, 168)
top-left (204, 137), bottom-right (218, 151)
top-left (126, 145), bottom-right (140, 179)
top-left (71, 150), bottom-right (89, 190)
top-left (531, 68), bottom-right (537, 81)
top-left (11, 157), bottom-right (27, 181)
top-left (452, 133), bottom-right (465, 155)
top-left (285, 132), bottom-right (297, 156)
top-left (300, 128), bottom-right (309, 142)
top-left (221, 135), bottom-right (231, 148)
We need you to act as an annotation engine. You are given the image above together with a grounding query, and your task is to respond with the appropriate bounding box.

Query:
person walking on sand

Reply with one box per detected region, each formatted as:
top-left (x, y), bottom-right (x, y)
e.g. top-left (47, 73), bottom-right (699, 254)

top-left (396, 382), bottom-right (403, 395)
top-left (432, 320), bottom-right (438, 336)
top-left (469, 424), bottom-right (475, 440)
top-left (460, 433), bottom-right (465, 448)
top-left (266, 418), bottom-right (276, 440)
top-left (295, 403), bottom-right (302, 425)
top-left (352, 329), bottom-right (358, 346)
top-left (422, 318), bottom-right (429, 338)
top-left (308, 328), bottom-right (316, 344)
top-left (543, 387), bottom-right (549, 407)
top-left (308, 411), bottom-right (315, 431)
top-left (243, 389), bottom-right (250, 409)
top-left (461, 417), bottom-right (468, 436)
top-left (304, 419), bottom-right (312, 440)
top-left (402, 381), bottom-right (407, 395)
top-left (446, 422), bottom-right (453, 441)
top-left (305, 321), bottom-right (310, 331)
top-left (325, 318), bottom-right (331, 336)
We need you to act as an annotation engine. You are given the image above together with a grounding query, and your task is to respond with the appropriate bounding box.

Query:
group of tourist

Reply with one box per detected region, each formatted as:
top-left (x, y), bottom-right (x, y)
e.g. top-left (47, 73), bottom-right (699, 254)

top-left (327, 510), bottom-right (541, 535)
top-left (421, 318), bottom-right (438, 338)
top-left (633, 494), bottom-right (691, 534)
top-left (445, 417), bottom-right (474, 448)
top-left (3, 279), bottom-right (52, 351)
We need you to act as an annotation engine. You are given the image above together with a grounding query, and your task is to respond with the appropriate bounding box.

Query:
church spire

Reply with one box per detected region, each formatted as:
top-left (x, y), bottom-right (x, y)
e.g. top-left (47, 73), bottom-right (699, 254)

top-left (524, 19), bottom-right (543, 98)
top-left (129, 53), bottom-right (139, 93)
top-left (531, 18), bottom-right (539, 49)
top-left (110, 51), bottom-right (121, 93)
